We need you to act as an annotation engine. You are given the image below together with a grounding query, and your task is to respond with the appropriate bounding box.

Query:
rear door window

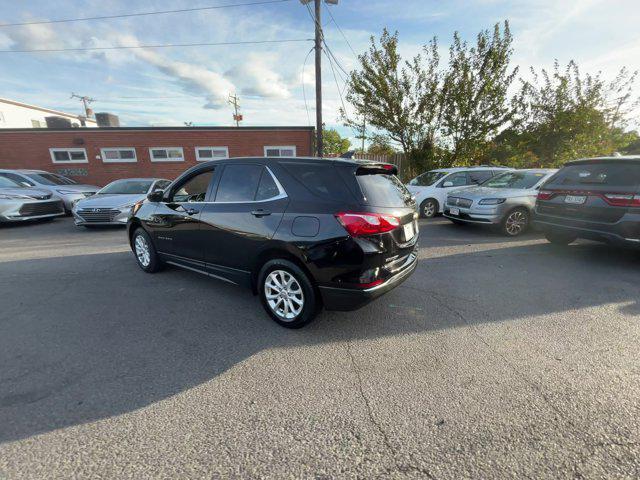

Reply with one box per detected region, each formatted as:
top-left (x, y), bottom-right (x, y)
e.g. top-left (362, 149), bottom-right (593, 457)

top-left (215, 164), bottom-right (263, 202)
top-left (357, 173), bottom-right (413, 207)
top-left (547, 162), bottom-right (640, 189)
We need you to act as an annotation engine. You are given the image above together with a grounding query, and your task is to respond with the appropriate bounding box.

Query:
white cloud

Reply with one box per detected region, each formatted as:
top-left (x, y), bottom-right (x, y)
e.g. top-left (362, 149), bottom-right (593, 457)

top-left (224, 53), bottom-right (291, 99)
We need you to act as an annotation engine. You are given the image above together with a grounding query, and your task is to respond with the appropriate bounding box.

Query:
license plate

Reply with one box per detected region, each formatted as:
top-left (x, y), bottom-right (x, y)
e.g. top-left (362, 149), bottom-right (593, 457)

top-left (564, 195), bottom-right (587, 205)
top-left (403, 222), bottom-right (415, 241)
top-left (449, 207), bottom-right (460, 216)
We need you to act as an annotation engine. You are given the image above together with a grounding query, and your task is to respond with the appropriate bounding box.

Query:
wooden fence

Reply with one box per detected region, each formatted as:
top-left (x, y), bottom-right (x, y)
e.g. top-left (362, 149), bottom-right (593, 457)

top-left (353, 152), bottom-right (413, 181)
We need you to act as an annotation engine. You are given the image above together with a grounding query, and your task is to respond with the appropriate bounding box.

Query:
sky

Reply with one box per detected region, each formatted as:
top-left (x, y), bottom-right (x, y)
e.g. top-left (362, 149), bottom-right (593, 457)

top-left (1, 0), bottom-right (639, 144)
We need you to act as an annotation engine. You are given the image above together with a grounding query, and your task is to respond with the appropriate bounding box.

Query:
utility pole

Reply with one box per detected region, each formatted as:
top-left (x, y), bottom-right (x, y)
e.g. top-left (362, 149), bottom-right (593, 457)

top-left (228, 93), bottom-right (242, 127)
top-left (70, 93), bottom-right (95, 118)
top-left (314, 0), bottom-right (323, 157)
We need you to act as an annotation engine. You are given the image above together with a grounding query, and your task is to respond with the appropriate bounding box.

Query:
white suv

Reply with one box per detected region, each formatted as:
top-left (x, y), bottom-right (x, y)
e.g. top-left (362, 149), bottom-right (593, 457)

top-left (406, 166), bottom-right (512, 218)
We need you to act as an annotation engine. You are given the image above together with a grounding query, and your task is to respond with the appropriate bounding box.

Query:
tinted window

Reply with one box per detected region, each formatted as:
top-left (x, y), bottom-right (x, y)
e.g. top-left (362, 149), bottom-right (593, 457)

top-left (484, 171), bottom-right (548, 189)
top-left (98, 180), bottom-right (154, 195)
top-left (282, 163), bottom-right (350, 201)
top-left (357, 173), bottom-right (412, 207)
top-left (546, 162), bottom-right (640, 188)
top-left (173, 171), bottom-right (213, 202)
top-left (216, 164), bottom-right (262, 202)
top-left (408, 171), bottom-right (446, 186)
top-left (0, 176), bottom-right (21, 188)
top-left (468, 170), bottom-right (493, 185)
top-left (255, 169), bottom-right (280, 201)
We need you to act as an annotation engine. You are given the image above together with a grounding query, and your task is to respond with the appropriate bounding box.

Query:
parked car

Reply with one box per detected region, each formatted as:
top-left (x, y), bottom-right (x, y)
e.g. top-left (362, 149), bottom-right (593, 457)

top-left (0, 175), bottom-right (64, 223)
top-left (534, 156), bottom-right (640, 247)
top-left (127, 157), bottom-right (419, 328)
top-left (406, 166), bottom-right (512, 218)
top-left (443, 169), bottom-right (558, 236)
top-left (0, 169), bottom-right (99, 213)
top-left (73, 178), bottom-right (171, 227)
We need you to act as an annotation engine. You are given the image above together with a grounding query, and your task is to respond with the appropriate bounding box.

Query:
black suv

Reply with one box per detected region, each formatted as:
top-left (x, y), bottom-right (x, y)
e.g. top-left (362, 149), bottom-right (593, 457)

top-left (127, 157), bottom-right (419, 328)
top-left (534, 157), bottom-right (640, 246)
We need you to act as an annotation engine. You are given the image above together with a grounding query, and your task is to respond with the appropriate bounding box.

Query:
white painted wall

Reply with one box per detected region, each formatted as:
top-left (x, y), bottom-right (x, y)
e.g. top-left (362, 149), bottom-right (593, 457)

top-left (0, 98), bottom-right (98, 128)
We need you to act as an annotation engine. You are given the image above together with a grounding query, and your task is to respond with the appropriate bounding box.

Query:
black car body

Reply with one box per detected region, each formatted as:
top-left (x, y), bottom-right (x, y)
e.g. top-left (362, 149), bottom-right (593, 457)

top-left (127, 157), bottom-right (419, 327)
top-left (533, 157), bottom-right (640, 247)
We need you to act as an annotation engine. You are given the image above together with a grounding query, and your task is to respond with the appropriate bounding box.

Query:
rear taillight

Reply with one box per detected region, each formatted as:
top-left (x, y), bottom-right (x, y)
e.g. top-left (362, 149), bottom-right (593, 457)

top-left (602, 193), bottom-right (640, 207)
top-left (537, 190), bottom-right (554, 201)
top-left (335, 211), bottom-right (400, 236)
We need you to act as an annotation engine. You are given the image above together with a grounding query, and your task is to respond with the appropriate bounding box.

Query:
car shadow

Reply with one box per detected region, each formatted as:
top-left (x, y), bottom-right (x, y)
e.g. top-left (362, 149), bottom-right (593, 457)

top-left (1, 240), bottom-right (639, 443)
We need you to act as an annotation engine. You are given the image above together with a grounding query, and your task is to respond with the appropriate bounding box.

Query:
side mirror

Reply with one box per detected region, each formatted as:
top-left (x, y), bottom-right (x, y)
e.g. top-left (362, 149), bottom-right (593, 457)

top-left (442, 181), bottom-right (454, 188)
top-left (147, 189), bottom-right (164, 202)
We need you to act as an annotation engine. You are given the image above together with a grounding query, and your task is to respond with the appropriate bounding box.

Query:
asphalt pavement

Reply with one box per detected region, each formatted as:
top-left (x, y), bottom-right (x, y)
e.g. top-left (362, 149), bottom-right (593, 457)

top-left (0, 217), bottom-right (638, 479)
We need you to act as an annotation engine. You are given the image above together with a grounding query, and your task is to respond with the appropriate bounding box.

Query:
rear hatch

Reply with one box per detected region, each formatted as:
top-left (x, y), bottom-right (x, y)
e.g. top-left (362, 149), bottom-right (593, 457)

top-left (336, 163), bottom-right (418, 282)
top-left (537, 160), bottom-right (640, 223)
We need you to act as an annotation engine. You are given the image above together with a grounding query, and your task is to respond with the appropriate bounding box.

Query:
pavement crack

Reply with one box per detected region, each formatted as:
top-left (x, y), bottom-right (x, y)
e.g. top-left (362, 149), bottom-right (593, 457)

top-left (344, 339), bottom-right (437, 480)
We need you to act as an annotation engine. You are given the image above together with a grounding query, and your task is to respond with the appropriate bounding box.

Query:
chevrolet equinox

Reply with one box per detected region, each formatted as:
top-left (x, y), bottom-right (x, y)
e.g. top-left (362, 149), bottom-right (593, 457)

top-left (127, 157), bottom-right (419, 328)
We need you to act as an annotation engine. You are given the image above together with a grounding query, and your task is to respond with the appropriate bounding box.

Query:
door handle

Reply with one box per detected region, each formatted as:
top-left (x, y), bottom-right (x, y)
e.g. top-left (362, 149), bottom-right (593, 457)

top-left (251, 209), bottom-right (271, 217)
top-left (185, 207), bottom-right (200, 215)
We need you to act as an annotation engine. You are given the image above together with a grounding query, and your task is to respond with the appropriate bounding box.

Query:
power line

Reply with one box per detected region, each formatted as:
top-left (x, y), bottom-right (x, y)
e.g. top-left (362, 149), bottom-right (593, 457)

top-left (324, 48), bottom-right (357, 138)
top-left (325, 6), bottom-right (357, 58)
top-left (0, 38), bottom-right (312, 54)
top-left (0, 0), bottom-right (293, 27)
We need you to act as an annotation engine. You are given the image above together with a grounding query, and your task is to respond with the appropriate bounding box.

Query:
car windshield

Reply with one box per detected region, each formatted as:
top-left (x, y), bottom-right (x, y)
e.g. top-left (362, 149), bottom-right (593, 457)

top-left (98, 180), bottom-right (153, 194)
top-left (408, 171), bottom-right (446, 186)
top-left (0, 176), bottom-right (21, 188)
top-left (483, 171), bottom-right (547, 189)
top-left (26, 173), bottom-right (77, 185)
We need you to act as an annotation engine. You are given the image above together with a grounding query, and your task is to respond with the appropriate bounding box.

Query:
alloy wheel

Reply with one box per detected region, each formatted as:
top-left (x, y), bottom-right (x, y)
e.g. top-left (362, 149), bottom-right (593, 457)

top-left (423, 201), bottom-right (436, 218)
top-left (505, 211), bottom-right (527, 236)
top-left (135, 235), bottom-right (151, 267)
top-left (264, 270), bottom-right (305, 321)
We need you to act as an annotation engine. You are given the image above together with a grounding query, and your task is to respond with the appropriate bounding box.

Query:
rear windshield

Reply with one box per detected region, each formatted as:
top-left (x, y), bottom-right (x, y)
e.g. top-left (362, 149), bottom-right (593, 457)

top-left (547, 162), bottom-right (640, 189)
top-left (357, 173), bottom-right (412, 207)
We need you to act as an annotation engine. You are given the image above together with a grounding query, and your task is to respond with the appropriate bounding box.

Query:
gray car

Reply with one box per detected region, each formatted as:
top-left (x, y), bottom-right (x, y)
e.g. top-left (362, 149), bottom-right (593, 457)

top-left (0, 175), bottom-right (65, 223)
top-left (443, 169), bottom-right (558, 236)
top-left (72, 178), bottom-right (171, 227)
top-left (0, 169), bottom-right (99, 213)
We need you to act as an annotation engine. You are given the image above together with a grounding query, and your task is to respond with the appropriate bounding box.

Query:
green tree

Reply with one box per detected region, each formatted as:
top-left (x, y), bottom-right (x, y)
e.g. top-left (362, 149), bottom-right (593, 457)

top-left (367, 135), bottom-right (396, 156)
top-left (345, 29), bottom-right (443, 172)
top-left (440, 21), bottom-right (518, 164)
top-left (499, 61), bottom-right (640, 166)
top-left (323, 128), bottom-right (351, 155)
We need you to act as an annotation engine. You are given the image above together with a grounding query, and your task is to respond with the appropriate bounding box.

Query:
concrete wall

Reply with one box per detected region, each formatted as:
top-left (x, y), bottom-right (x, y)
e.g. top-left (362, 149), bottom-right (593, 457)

top-left (0, 127), bottom-right (314, 186)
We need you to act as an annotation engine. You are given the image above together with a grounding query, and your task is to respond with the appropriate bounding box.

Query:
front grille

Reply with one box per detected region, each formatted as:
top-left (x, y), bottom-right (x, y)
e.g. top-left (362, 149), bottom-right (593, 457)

top-left (77, 208), bottom-right (121, 223)
top-left (19, 200), bottom-right (63, 216)
top-left (447, 196), bottom-right (472, 208)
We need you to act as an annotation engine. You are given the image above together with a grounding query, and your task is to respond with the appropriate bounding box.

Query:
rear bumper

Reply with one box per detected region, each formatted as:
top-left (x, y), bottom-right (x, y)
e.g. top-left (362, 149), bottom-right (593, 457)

top-left (533, 213), bottom-right (640, 247)
top-left (319, 252), bottom-right (418, 311)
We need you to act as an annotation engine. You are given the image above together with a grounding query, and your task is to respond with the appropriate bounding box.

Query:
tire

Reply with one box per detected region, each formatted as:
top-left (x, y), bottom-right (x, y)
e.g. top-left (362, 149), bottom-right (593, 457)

top-left (419, 199), bottom-right (438, 218)
top-left (132, 227), bottom-right (163, 273)
top-left (502, 208), bottom-right (529, 237)
top-left (544, 231), bottom-right (577, 246)
top-left (258, 259), bottom-right (319, 328)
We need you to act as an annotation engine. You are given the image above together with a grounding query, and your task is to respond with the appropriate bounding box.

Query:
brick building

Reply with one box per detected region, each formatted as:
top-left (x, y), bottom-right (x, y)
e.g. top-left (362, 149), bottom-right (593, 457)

top-left (0, 126), bottom-right (314, 186)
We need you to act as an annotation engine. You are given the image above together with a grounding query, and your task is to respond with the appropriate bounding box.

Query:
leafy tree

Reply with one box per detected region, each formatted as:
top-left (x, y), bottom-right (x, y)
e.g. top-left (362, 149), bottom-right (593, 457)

top-left (440, 21), bottom-right (518, 164)
top-left (323, 128), bottom-right (351, 155)
top-left (345, 29), bottom-right (443, 171)
top-left (367, 134), bottom-right (396, 156)
top-left (496, 61), bottom-right (640, 166)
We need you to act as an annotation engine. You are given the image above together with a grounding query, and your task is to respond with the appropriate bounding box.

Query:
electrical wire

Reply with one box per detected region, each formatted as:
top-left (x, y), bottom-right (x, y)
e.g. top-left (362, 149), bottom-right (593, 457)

top-left (0, 0), bottom-right (293, 27)
top-left (325, 6), bottom-right (357, 59)
top-left (0, 38), bottom-right (312, 54)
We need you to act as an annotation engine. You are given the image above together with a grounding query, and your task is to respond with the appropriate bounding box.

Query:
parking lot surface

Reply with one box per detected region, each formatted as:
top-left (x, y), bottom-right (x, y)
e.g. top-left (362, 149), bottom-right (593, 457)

top-left (1, 217), bottom-right (639, 479)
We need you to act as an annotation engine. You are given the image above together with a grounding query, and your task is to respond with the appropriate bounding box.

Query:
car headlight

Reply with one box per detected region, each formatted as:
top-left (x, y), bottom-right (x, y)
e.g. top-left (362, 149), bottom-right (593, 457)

top-left (57, 189), bottom-right (81, 195)
top-left (478, 198), bottom-right (506, 205)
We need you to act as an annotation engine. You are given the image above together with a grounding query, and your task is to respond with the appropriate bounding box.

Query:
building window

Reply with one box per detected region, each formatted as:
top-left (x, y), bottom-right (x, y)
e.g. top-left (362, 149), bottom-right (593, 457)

top-left (149, 147), bottom-right (184, 162)
top-left (195, 146), bottom-right (229, 161)
top-left (101, 147), bottom-right (137, 163)
top-left (49, 148), bottom-right (88, 164)
top-left (31, 119), bottom-right (43, 128)
top-left (264, 146), bottom-right (296, 157)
